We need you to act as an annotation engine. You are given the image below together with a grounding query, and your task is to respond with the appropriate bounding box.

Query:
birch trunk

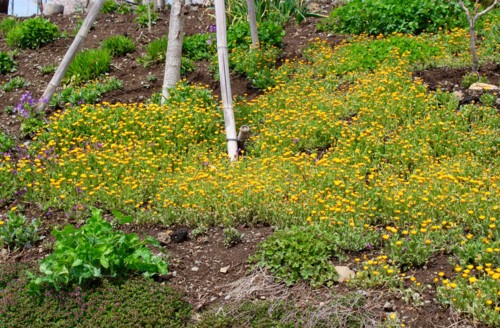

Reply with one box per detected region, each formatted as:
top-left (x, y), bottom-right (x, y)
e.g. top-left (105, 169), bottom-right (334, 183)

top-left (214, 0), bottom-right (238, 161)
top-left (246, 0), bottom-right (259, 48)
top-left (37, 0), bottom-right (105, 112)
top-left (161, 0), bottom-right (185, 103)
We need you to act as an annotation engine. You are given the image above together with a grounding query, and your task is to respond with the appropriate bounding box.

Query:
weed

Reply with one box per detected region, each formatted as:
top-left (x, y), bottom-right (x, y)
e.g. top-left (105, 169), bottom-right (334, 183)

top-left (0, 51), bottom-right (17, 74)
top-left (1, 76), bottom-right (30, 92)
top-left (0, 132), bottom-right (15, 153)
top-left (135, 4), bottom-right (157, 28)
top-left (65, 48), bottom-right (111, 85)
top-left (101, 35), bottom-right (136, 57)
top-left (6, 17), bottom-right (59, 49)
top-left (461, 72), bottom-right (488, 88)
top-left (0, 211), bottom-right (43, 251)
top-left (0, 17), bottom-right (17, 36)
top-left (100, 0), bottom-right (118, 13)
top-left (223, 227), bottom-right (243, 248)
top-left (479, 93), bottom-right (497, 107)
top-left (39, 64), bottom-right (57, 75)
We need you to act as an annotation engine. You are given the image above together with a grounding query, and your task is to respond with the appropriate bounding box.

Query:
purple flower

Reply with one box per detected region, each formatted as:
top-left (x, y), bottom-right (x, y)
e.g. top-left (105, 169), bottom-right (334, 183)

top-left (209, 24), bottom-right (216, 33)
top-left (206, 38), bottom-right (212, 45)
top-left (366, 243), bottom-right (373, 250)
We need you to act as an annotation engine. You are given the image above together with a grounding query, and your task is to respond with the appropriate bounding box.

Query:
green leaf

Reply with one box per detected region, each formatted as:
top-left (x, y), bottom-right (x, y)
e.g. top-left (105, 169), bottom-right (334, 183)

top-left (112, 210), bottom-right (134, 224)
top-left (100, 255), bottom-right (110, 269)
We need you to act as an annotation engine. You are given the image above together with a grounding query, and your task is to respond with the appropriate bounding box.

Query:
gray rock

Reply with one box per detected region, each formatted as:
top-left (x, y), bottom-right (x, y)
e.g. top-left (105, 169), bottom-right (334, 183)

top-left (157, 232), bottom-right (171, 245)
top-left (334, 266), bottom-right (355, 282)
top-left (220, 265), bottom-right (230, 274)
top-left (453, 90), bottom-right (464, 101)
top-left (469, 82), bottom-right (500, 91)
top-left (191, 266), bottom-right (199, 272)
top-left (383, 301), bottom-right (395, 312)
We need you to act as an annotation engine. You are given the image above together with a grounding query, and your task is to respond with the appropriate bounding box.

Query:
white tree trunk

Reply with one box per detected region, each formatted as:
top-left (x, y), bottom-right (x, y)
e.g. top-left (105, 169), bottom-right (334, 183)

top-left (37, 0), bottom-right (106, 112)
top-left (161, 0), bottom-right (185, 103)
top-left (246, 0), bottom-right (259, 48)
top-left (214, 0), bottom-right (238, 161)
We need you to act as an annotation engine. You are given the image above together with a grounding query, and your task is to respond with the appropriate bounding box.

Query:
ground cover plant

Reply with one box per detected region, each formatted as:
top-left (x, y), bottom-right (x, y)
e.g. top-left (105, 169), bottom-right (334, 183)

top-left (0, 51), bottom-right (17, 74)
top-left (65, 48), bottom-right (112, 85)
top-left (100, 35), bottom-right (136, 57)
top-left (6, 17), bottom-right (59, 49)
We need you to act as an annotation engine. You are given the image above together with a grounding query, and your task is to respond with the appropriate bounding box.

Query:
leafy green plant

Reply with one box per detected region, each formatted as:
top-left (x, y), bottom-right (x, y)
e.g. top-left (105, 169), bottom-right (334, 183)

top-left (461, 72), bottom-right (488, 88)
top-left (251, 225), bottom-right (341, 287)
top-left (0, 131), bottom-right (15, 153)
top-left (230, 45), bottom-right (281, 89)
top-left (183, 33), bottom-right (215, 61)
top-left (479, 93), bottom-right (496, 107)
top-left (223, 227), bottom-right (243, 248)
top-left (28, 209), bottom-right (167, 291)
top-left (0, 17), bottom-right (17, 36)
top-left (137, 36), bottom-right (167, 67)
top-left (101, 35), bottom-right (136, 57)
top-left (51, 77), bottom-right (123, 108)
top-left (191, 225), bottom-right (208, 238)
top-left (65, 48), bottom-right (111, 85)
top-left (101, 0), bottom-right (119, 13)
top-left (1, 76), bottom-right (30, 92)
top-left (6, 17), bottom-right (60, 49)
top-left (227, 20), bottom-right (285, 49)
top-left (0, 51), bottom-right (17, 74)
top-left (117, 3), bottom-right (132, 14)
top-left (135, 4), bottom-right (157, 28)
top-left (0, 211), bottom-right (43, 251)
top-left (226, 0), bottom-right (321, 24)
top-left (318, 0), bottom-right (467, 35)
top-left (39, 64), bottom-right (57, 75)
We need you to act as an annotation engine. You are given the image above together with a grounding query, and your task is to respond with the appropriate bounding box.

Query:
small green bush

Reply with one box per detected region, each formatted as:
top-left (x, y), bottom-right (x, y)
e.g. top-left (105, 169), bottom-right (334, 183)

top-left (183, 33), bottom-right (215, 61)
top-left (65, 48), bottom-right (111, 85)
top-left (227, 20), bottom-right (285, 49)
top-left (223, 227), bottom-right (243, 248)
top-left (28, 209), bottom-right (167, 291)
top-left (0, 17), bottom-right (18, 37)
top-left (0, 131), bottom-right (15, 153)
top-left (101, 0), bottom-right (119, 13)
top-left (0, 211), bottom-right (42, 251)
top-left (461, 72), bottom-right (488, 88)
top-left (6, 17), bottom-right (59, 49)
top-left (0, 52), bottom-right (17, 74)
top-left (480, 93), bottom-right (496, 107)
top-left (318, 0), bottom-right (467, 35)
top-left (101, 35), bottom-right (136, 57)
top-left (1, 76), bottom-right (30, 92)
top-left (136, 4), bottom-right (158, 28)
top-left (137, 36), bottom-right (167, 67)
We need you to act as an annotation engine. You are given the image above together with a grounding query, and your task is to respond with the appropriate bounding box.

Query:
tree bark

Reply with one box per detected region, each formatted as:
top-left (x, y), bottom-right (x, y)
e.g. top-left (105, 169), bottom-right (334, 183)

top-left (246, 0), bottom-right (259, 48)
top-left (214, 0), bottom-right (238, 161)
top-left (37, 0), bottom-right (106, 112)
top-left (161, 0), bottom-right (185, 102)
top-left (0, 0), bottom-right (9, 14)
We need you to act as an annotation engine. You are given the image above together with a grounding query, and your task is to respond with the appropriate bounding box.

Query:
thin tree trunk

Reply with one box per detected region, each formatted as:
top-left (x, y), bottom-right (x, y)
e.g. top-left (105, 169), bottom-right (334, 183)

top-left (246, 0), bottom-right (259, 48)
top-left (0, 0), bottom-right (9, 14)
top-left (147, 0), bottom-right (152, 31)
top-left (37, 0), bottom-right (105, 112)
top-left (214, 0), bottom-right (238, 161)
top-left (469, 21), bottom-right (479, 73)
top-left (161, 0), bottom-right (185, 102)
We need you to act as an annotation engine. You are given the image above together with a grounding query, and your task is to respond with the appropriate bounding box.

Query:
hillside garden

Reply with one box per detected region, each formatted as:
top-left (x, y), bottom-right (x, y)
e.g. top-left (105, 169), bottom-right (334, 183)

top-left (0, 0), bottom-right (500, 326)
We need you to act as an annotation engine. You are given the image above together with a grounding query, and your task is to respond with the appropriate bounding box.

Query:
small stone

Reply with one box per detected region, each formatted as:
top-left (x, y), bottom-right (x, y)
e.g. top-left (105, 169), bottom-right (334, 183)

top-left (335, 266), bottom-right (355, 282)
top-left (220, 265), bottom-right (230, 274)
top-left (383, 301), bottom-right (395, 312)
top-left (495, 98), bottom-right (500, 106)
top-left (157, 232), bottom-right (171, 245)
top-left (191, 266), bottom-right (199, 272)
top-left (469, 82), bottom-right (500, 91)
top-left (171, 228), bottom-right (189, 243)
top-left (210, 296), bottom-right (217, 302)
top-left (453, 90), bottom-right (464, 101)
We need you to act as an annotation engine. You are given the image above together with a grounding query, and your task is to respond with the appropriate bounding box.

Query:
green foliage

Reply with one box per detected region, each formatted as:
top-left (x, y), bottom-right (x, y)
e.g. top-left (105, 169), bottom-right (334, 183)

top-left (51, 77), bottom-right (123, 108)
top-left (65, 48), bottom-right (111, 85)
top-left (461, 72), bottom-right (488, 88)
top-left (251, 225), bottom-right (341, 287)
top-left (223, 227), bottom-right (243, 248)
top-left (226, 0), bottom-right (321, 24)
top-left (0, 17), bottom-right (18, 36)
top-left (0, 266), bottom-right (192, 327)
top-left (0, 131), bottom-right (15, 153)
top-left (183, 33), bottom-right (215, 61)
top-left (230, 45), bottom-right (281, 89)
top-left (135, 4), bottom-right (158, 28)
top-left (1, 76), bottom-right (30, 92)
top-left (0, 211), bottom-right (42, 251)
top-left (137, 36), bottom-right (167, 67)
top-left (227, 20), bottom-right (285, 49)
top-left (116, 3), bottom-right (132, 14)
top-left (101, 0), bottom-right (119, 13)
top-left (39, 64), bottom-right (57, 75)
top-left (101, 35), bottom-right (136, 57)
top-left (28, 209), bottom-right (167, 291)
top-left (318, 0), bottom-right (467, 35)
top-left (6, 17), bottom-right (59, 49)
top-left (0, 52), bottom-right (17, 74)
top-left (480, 93), bottom-right (496, 107)
top-left (21, 117), bottom-right (44, 137)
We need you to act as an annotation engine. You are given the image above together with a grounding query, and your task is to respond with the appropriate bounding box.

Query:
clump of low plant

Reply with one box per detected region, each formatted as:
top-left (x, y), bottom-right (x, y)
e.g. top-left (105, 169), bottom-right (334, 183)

top-left (138, 37), bottom-right (194, 74)
top-left (227, 20), bottom-right (285, 50)
top-left (6, 17), bottom-right (60, 49)
top-left (461, 72), bottom-right (488, 88)
top-left (101, 35), bottom-right (136, 57)
top-left (28, 209), bottom-right (167, 291)
top-left (65, 48), bottom-right (111, 85)
top-left (0, 131), bottom-right (15, 153)
top-left (1, 76), bottom-right (30, 92)
top-left (0, 211), bottom-right (43, 251)
top-left (0, 17), bottom-right (17, 36)
top-left (13, 92), bottom-right (45, 137)
top-left (39, 64), bottom-right (57, 75)
top-left (318, 0), bottom-right (466, 35)
top-left (183, 33), bottom-right (216, 61)
top-left (51, 76), bottom-right (122, 108)
top-left (135, 3), bottom-right (157, 28)
top-left (251, 225), bottom-right (341, 287)
top-left (191, 225), bottom-right (208, 238)
top-left (223, 227), bottom-right (243, 248)
top-left (0, 51), bottom-right (17, 74)
top-left (230, 45), bottom-right (281, 89)
top-left (480, 93), bottom-right (497, 107)
top-left (100, 0), bottom-right (119, 13)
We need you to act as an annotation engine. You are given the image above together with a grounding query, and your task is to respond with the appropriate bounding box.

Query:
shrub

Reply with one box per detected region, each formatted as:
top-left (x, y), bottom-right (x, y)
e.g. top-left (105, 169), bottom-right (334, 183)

top-left (0, 52), bottom-right (17, 74)
top-left (0, 17), bottom-right (17, 36)
top-left (6, 17), bottom-right (59, 49)
top-left (0, 268), bottom-right (192, 327)
top-left (318, 0), bottom-right (467, 35)
top-left (101, 0), bottom-right (118, 13)
top-left (1, 76), bottom-right (30, 92)
top-left (0, 211), bottom-right (42, 251)
top-left (101, 35), bottom-right (136, 57)
top-left (65, 48), bottom-right (111, 85)
top-left (135, 4), bottom-right (157, 28)
top-left (28, 209), bottom-right (168, 291)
